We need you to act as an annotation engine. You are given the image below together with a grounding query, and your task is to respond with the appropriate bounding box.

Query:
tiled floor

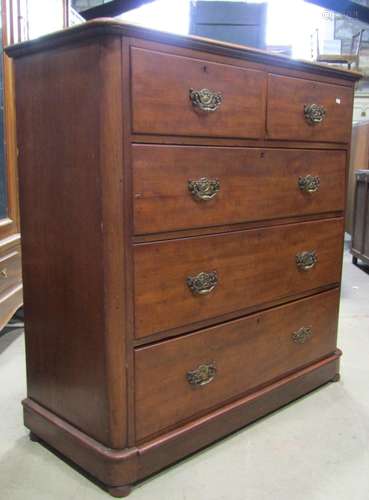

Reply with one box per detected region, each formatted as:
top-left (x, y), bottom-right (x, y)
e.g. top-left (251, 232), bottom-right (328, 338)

top-left (1, 250), bottom-right (369, 500)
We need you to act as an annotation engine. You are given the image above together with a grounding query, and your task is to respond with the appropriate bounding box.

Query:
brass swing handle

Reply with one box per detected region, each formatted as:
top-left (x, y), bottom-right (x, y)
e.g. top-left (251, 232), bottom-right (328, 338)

top-left (296, 250), bottom-right (318, 271)
top-left (292, 326), bottom-right (313, 344)
top-left (189, 88), bottom-right (223, 112)
top-left (187, 271), bottom-right (218, 295)
top-left (298, 175), bottom-right (320, 193)
top-left (304, 103), bottom-right (326, 125)
top-left (188, 177), bottom-right (220, 201)
top-left (186, 362), bottom-right (217, 386)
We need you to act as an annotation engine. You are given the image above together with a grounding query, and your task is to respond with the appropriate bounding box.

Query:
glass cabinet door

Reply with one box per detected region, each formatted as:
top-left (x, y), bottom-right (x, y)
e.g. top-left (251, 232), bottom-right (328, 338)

top-left (0, 0), bottom-right (19, 240)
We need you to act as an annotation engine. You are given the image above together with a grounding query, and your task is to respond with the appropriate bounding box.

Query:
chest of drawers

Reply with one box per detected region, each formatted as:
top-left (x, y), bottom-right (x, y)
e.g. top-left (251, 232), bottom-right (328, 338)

top-left (6, 20), bottom-right (360, 497)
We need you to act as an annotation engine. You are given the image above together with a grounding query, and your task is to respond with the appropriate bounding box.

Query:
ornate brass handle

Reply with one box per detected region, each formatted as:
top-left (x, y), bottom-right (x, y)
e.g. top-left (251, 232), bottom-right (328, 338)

top-left (187, 271), bottom-right (218, 295)
top-left (292, 326), bottom-right (312, 344)
top-left (0, 268), bottom-right (8, 279)
top-left (189, 88), bottom-right (223, 112)
top-left (187, 362), bottom-right (217, 386)
top-left (304, 103), bottom-right (326, 125)
top-left (298, 175), bottom-right (320, 193)
top-left (296, 251), bottom-right (318, 271)
top-left (188, 177), bottom-right (220, 201)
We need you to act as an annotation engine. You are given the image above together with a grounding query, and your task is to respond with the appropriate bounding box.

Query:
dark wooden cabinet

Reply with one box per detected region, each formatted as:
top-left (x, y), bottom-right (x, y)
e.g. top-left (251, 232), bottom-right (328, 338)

top-left (346, 121), bottom-right (369, 234)
top-left (6, 20), bottom-right (359, 497)
top-left (352, 170), bottom-right (369, 266)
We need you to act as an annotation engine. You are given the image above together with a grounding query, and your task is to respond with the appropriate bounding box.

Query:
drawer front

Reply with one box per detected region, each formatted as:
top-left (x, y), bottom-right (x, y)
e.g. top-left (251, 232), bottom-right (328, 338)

top-left (133, 145), bottom-right (346, 234)
top-left (267, 74), bottom-right (353, 143)
top-left (0, 250), bottom-right (22, 296)
top-left (131, 47), bottom-right (266, 138)
top-left (134, 218), bottom-right (343, 338)
top-left (135, 289), bottom-right (340, 441)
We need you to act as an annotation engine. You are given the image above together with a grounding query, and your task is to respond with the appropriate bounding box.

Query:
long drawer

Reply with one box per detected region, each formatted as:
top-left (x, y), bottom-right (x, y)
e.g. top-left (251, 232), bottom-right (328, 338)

top-left (267, 74), bottom-right (353, 143)
top-left (133, 145), bottom-right (346, 234)
top-left (135, 289), bottom-right (340, 441)
top-left (134, 218), bottom-right (343, 338)
top-left (131, 47), bottom-right (266, 138)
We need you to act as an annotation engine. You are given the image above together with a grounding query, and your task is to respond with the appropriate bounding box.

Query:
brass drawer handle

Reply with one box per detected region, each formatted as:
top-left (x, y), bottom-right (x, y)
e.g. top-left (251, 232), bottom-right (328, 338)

top-left (188, 177), bottom-right (220, 201)
top-left (292, 326), bottom-right (312, 344)
top-left (187, 271), bottom-right (218, 295)
top-left (304, 103), bottom-right (326, 125)
top-left (189, 88), bottom-right (223, 112)
top-left (0, 268), bottom-right (8, 279)
top-left (296, 250), bottom-right (318, 271)
top-left (187, 362), bottom-right (217, 386)
top-left (298, 175), bottom-right (320, 193)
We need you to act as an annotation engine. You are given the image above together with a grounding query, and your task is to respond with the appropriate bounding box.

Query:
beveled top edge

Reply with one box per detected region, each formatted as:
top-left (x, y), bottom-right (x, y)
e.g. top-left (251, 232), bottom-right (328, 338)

top-left (5, 18), bottom-right (362, 82)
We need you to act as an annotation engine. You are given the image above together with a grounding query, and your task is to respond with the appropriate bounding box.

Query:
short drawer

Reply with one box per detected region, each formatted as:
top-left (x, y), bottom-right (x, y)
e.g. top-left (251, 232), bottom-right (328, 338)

top-left (135, 289), bottom-right (340, 441)
top-left (267, 74), bottom-right (353, 143)
top-left (133, 145), bottom-right (346, 234)
top-left (0, 249), bottom-right (21, 296)
top-left (131, 47), bottom-right (266, 138)
top-left (134, 218), bottom-right (343, 338)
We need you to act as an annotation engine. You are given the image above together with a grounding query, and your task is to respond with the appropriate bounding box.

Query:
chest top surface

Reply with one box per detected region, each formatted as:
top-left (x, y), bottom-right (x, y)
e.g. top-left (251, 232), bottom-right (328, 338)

top-left (5, 18), bottom-right (362, 83)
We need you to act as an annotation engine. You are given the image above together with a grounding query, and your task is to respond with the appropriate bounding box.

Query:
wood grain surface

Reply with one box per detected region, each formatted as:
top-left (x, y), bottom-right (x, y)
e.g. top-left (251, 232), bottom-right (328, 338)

top-left (133, 145), bottom-right (346, 234)
top-left (267, 74), bottom-right (354, 143)
top-left (131, 47), bottom-right (266, 138)
top-left (135, 289), bottom-right (340, 440)
top-left (14, 38), bottom-right (128, 448)
top-left (134, 218), bottom-right (344, 338)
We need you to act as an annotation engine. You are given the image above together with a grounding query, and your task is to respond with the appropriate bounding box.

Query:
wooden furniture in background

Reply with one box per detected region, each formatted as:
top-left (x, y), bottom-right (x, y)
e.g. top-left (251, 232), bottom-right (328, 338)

top-left (6, 19), bottom-right (360, 497)
top-left (346, 120), bottom-right (369, 235)
top-left (0, 0), bottom-right (25, 329)
top-left (352, 170), bottom-right (369, 266)
top-left (316, 28), bottom-right (365, 70)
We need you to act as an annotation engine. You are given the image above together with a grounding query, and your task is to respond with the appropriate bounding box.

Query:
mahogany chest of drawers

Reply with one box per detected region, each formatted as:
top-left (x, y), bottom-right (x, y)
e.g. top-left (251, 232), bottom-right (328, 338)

top-left (6, 20), bottom-right (360, 497)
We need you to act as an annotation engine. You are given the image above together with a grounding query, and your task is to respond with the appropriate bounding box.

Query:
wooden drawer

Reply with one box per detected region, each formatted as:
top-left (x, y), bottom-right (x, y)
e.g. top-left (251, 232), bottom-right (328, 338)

top-left (267, 74), bottom-right (353, 143)
top-left (131, 47), bottom-right (266, 138)
top-left (135, 289), bottom-right (340, 441)
top-left (134, 218), bottom-right (343, 338)
top-left (0, 249), bottom-right (22, 296)
top-left (133, 145), bottom-right (346, 234)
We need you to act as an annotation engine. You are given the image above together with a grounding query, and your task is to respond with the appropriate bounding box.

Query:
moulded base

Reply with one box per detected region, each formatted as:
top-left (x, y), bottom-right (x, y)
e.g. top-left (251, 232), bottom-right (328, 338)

top-left (23, 350), bottom-right (341, 497)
